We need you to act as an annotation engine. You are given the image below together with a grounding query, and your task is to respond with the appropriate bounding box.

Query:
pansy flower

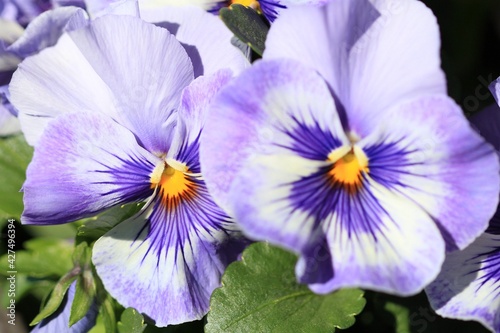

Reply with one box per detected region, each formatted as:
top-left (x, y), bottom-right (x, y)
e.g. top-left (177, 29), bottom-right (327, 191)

top-left (200, 0), bottom-right (500, 296)
top-left (31, 281), bottom-right (98, 333)
top-left (426, 80), bottom-right (500, 333)
top-left (11, 9), bottom-right (248, 326)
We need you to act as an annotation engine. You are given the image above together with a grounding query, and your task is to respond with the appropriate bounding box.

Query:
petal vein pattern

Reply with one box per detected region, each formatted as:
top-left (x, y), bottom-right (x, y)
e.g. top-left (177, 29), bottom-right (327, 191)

top-left (201, 56), bottom-right (499, 296)
top-left (13, 14), bottom-right (246, 327)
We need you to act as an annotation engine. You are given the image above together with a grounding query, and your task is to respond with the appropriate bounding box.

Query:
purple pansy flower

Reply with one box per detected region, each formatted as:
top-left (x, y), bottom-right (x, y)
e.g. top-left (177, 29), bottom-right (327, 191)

top-left (31, 281), bottom-right (98, 333)
top-left (200, 0), bottom-right (500, 296)
top-left (426, 80), bottom-right (500, 333)
top-left (11, 9), bottom-right (248, 326)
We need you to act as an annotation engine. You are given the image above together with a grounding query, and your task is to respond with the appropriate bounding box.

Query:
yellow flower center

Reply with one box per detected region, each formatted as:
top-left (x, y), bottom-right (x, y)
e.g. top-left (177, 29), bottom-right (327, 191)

top-left (327, 146), bottom-right (369, 193)
top-left (230, 0), bottom-right (260, 9)
top-left (150, 161), bottom-right (196, 208)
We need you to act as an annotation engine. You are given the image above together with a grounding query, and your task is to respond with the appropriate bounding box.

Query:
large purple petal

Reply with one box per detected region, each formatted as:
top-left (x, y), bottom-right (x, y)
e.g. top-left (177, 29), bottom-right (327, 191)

top-left (426, 232), bottom-right (500, 333)
top-left (140, 4), bottom-right (249, 78)
top-left (93, 183), bottom-right (241, 326)
top-left (22, 112), bottom-right (159, 225)
top-left (228, 155), bottom-right (445, 294)
top-left (200, 59), bottom-right (348, 215)
top-left (362, 96), bottom-right (499, 251)
top-left (264, 0), bottom-right (446, 137)
top-left (11, 15), bottom-right (193, 151)
top-left (70, 15), bottom-right (193, 153)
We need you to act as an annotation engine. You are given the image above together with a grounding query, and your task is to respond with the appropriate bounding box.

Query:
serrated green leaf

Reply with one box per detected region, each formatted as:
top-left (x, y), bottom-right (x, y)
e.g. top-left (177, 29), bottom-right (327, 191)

top-left (30, 271), bottom-right (79, 325)
top-left (206, 242), bottom-right (366, 333)
top-left (220, 4), bottom-right (269, 56)
top-left (117, 308), bottom-right (147, 333)
top-left (0, 135), bottom-right (33, 218)
top-left (77, 203), bottom-right (143, 240)
top-left (0, 238), bottom-right (73, 278)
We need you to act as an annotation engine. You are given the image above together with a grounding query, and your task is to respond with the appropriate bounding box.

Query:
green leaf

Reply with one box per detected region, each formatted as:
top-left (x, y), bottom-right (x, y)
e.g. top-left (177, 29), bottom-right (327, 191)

top-left (0, 135), bottom-right (33, 218)
top-left (220, 4), bottom-right (269, 56)
top-left (30, 270), bottom-right (79, 325)
top-left (77, 203), bottom-right (143, 240)
top-left (69, 271), bottom-right (96, 326)
top-left (0, 238), bottom-right (73, 278)
top-left (99, 294), bottom-right (117, 333)
top-left (117, 308), bottom-right (147, 333)
top-left (206, 242), bottom-right (366, 333)
top-left (385, 301), bottom-right (411, 333)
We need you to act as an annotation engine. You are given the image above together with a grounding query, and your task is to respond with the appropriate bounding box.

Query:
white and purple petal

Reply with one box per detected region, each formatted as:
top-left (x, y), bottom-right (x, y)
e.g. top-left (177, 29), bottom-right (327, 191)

top-left (360, 96), bottom-right (499, 251)
top-left (11, 15), bottom-right (193, 151)
top-left (201, 59), bottom-right (348, 215)
top-left (22, 111), bottom-right (159, 225)
top-left (264, 0), bottom-right (446, 137)
top-left (140, 4), bottom-right (249, 78)
top-left (31, 281), bottom-right (98, 333)
top-left (93, 176), bottom-right (241, 326)
top-left (168, 68), bottom-right (233, 166)
top-left (426, 232), bottom-right (500, 333)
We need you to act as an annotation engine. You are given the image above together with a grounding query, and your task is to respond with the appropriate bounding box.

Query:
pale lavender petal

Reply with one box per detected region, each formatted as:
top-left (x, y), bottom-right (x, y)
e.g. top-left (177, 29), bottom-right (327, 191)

top-left (10, 32), bottom-right (120, 146)
top-left (168, 69), bottom-right (233, 165)
top-left (362, 96), bottom-right (499, 251)
top-left (84, 0), bottom-right (138, 18)
top-left (140, 4), bottom-right (249, 78)
top-left (6, 0), bottom-right (51, 25)
top-left (426, 232), bottom-right (500, 333)
top-left (140, 0), bottom-right (225, 11)
top-left (93, 181), bottom-right (241, 326)
top-left (67, 15), bottom-right (193, 153)
top-left (264, 0), bottom-right (379, 105)
top-left (265, 0), bottom-right (446, 137)
top-left (8, 7), bottom-right (89, 58)
top-left (11, 15), bottom-right (193, 151)
top-left (200, 59), bottom-right (348, 215)
top-left (31, 281), bottom-right (98, 333)
top-left (22, 112), bottom-right (160, 225)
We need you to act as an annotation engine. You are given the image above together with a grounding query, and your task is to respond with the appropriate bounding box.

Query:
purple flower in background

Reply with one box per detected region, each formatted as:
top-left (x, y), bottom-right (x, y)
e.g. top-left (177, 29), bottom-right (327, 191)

top-left (426, 80), bottom-right (500, 333)
top-left (31, 281), bottom-right (98, 333)
top-left (11, 9), bottom-right (248, 326)
top-left (0, 1), bottom-right (87, 134)
top-left (200, 0), bottom-right (500, 296)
